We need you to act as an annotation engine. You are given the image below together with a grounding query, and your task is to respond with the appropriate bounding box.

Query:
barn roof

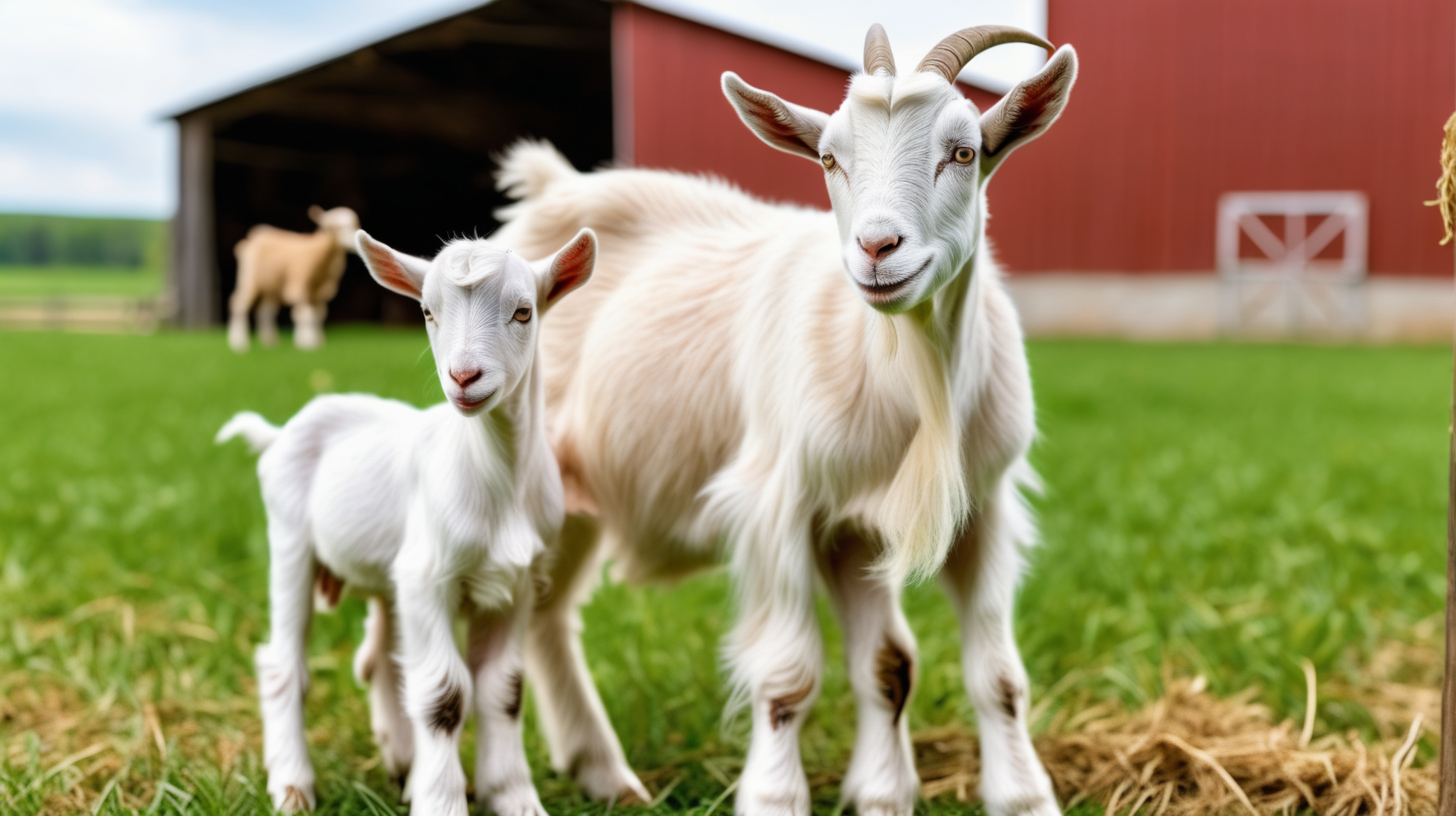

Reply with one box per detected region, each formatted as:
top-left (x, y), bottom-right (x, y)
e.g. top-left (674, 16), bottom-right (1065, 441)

top-left (164, 0), bottom-right (869, 120)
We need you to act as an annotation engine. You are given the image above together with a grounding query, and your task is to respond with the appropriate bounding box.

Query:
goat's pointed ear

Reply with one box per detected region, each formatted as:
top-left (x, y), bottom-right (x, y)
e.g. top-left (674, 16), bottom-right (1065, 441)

top-left (722, 72), bottom-right (830, 161)
top-left (533, 228), bottom-right (595, 311)
top-left (356, 230), bottom-right (429, 300)
top-left (308, 205), bottom-right (326, 224)
top-left (978, 45), bottom-right (1077, 181)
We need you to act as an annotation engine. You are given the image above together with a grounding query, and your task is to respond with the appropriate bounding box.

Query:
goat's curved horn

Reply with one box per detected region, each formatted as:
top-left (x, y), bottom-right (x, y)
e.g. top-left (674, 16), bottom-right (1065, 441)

top-left (916, 25), bottom-right (1053, 83)
top-left (864, 23), bottom-right (895, 76)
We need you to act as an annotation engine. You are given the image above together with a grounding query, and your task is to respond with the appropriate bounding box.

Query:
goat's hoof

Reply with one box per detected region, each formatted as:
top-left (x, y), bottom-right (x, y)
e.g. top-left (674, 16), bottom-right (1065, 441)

top-left (846, 801), bottom-right (915, 816)
top-left (733, 788), bottom-right (809, 816)
top-left (271, 783), bottom-right (315, 813)
top-left (574, 758), bottom-right (650, 804)
top-left (484, 788), bottom-right (549, 816)
top-left (984, 795), bottom-right (1061, 816)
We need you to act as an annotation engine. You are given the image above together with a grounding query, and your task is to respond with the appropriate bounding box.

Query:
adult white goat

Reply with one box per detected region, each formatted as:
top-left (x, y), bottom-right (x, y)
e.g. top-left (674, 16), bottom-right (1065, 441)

top-left (493, 22), bottom-right (1077, 816)
top-left (217, 227), bottom-right (597, 815)
top-left (227, 205), bottom-right (360, 353)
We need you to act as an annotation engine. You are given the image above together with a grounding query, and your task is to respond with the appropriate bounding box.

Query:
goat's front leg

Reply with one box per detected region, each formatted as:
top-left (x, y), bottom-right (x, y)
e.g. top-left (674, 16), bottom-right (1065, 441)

top-left (468, 574), bottom-right (546, 816)
top-left (227, 284), bottom-right (254, 353)
top-left (524, 515), bottom-right (648, 803)
top-left (395, 570), bottom-right (472, 816)
top-left (727, 513), bottom-right (822, 816)
top-left (940, 477), bottom-right (1059, 816)
top-left (256, 521), bottom-right (317, 812)
top-left (817, 531), bottom-right (919, 816)
top-left (293, 302), bottom-right (324, 350)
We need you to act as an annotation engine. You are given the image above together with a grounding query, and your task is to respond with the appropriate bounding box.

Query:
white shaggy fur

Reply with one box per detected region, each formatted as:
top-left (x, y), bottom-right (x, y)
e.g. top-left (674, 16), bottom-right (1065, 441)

top-left (490, 27), bottom-right (1078, 816)
top-left (217, 227), bottom-right (597, 815)
top-left (227, 205), bottom-right (360, 353)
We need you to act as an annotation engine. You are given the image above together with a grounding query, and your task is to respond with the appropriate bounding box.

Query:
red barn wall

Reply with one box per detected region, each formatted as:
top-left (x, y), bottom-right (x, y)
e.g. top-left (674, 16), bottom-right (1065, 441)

top-left (990, 0), bottom-right (1456, 276)
top-left (613, 3), bottom-right (842, 209)
top-left (617, 1), bottom-right (1455, 277)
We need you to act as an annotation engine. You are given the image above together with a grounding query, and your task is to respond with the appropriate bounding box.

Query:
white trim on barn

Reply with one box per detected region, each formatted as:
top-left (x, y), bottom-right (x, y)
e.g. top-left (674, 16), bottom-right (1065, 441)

top-left (1007, 273), bottom-right (1455, 343)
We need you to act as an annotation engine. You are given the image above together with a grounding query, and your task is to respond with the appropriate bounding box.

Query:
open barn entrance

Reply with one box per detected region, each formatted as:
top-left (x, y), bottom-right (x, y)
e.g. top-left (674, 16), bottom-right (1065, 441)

top-left (172, 0), bottom-right (614, 326)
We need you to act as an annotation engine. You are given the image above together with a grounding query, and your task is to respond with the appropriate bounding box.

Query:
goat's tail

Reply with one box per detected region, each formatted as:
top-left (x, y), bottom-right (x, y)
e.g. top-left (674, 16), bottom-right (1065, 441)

top-left (496, 139), bottom-right (578, 201)
top-left (215, 411), bottom-right (281, 454)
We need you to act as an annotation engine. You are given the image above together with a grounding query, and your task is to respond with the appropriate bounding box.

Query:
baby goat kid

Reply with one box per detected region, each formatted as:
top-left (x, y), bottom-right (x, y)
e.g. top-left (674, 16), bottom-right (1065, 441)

top-left (217, 228), bottom-right (596, 816)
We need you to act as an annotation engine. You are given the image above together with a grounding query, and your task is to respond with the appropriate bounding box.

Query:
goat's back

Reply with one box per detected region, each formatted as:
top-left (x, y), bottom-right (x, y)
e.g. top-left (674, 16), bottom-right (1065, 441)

top-left (233, 227), bottom-right (342, 303)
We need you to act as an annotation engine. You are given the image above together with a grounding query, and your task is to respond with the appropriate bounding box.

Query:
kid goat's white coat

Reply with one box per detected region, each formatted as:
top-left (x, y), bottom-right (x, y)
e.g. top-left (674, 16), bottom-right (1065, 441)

top-left (491, 23), bottom-right (1077, 816)
top-left (218, 228), bottom-right (597, 816)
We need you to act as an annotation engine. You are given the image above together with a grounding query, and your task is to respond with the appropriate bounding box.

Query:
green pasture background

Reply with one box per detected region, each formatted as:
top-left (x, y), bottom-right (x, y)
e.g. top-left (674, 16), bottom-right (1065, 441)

top-left (0, 329), bottom-right (1447, 814)
top-left (0, 214), bottom-right (166, 298)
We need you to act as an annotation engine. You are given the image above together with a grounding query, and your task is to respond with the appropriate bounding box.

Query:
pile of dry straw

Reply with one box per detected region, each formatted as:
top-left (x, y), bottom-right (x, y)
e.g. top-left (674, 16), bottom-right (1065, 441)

top-left (914, 663), bottom-right (1436, 816)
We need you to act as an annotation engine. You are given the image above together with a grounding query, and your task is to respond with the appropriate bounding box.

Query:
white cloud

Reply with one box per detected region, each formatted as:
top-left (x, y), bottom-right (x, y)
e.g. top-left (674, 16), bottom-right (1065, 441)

top-left (0, 0), bottom-right (1046, 218)
top-left (0, 0), bottom-right (477, 217)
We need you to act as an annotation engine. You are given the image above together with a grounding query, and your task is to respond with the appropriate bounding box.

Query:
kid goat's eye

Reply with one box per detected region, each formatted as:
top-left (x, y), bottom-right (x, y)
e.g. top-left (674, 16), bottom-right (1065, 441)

top-left (953, 146), bottom-right (976, 164)
top-left (821, 153), bottom-right (836, 171)
top-left (421, 306), bottom-right (433, 320)
top-left (513, 307), bottom-right (532, 323)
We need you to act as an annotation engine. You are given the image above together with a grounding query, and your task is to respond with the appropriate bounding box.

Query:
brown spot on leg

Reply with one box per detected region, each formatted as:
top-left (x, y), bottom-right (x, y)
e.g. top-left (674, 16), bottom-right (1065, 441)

top-left (875, 639), bottom-right (913, 725)
top-left (429, 680), bottom-right (463, 734)
top-left (316, 564), bottom-right (343, 609)
top-left (768, 683), bottom-right (813, 730)
top-left (997, 675), bottom-right (1020, 720)
top-left (503, 671), bottom-right (524, 719)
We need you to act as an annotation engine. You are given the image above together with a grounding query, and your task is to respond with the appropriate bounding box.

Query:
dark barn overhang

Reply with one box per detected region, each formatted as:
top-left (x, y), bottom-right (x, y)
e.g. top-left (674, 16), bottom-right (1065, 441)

top-left (169, 0), bottom-right (614, 327)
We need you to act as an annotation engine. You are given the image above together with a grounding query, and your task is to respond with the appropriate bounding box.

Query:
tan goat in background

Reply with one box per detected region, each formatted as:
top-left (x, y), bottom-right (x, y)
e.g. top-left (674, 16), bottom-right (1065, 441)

top-left (227, 205), bottom-right (359, 352)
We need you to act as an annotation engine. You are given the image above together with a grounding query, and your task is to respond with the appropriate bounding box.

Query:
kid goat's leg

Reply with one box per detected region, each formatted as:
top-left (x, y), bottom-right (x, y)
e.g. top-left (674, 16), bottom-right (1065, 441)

top-left (817, 531), bottom-right (920, 816)
top-left (729, 499), bottom-right (822, 816)
top-left (256, 520), bottom-right (317, 813)
top-left (940, 476), bottom-right (1059, 816)
top-left (524, 514), bottom-right (648, 802)
top-left (396, 571), bottom-right (472, 816)
top-left (354, 596), bottom-right (414, 788)
top-left (468, 576), bottom-right (547, 816)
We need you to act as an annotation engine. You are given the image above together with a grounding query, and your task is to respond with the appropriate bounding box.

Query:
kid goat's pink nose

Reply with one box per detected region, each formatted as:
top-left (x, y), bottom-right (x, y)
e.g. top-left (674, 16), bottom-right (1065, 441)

top-left (859, 232), bottom-right (901, 260)
top-left (451, 368), bottom-right (482, 388)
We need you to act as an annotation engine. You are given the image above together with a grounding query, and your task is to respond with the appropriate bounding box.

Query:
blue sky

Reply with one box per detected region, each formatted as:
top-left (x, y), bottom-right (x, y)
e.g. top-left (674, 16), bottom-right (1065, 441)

top-left (0, 0), bottom-right (1044, 219)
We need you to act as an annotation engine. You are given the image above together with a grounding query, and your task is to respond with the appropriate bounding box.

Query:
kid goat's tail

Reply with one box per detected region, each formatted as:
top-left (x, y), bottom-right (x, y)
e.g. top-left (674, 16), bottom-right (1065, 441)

top-left (215, 411), bottom-right (281, 454)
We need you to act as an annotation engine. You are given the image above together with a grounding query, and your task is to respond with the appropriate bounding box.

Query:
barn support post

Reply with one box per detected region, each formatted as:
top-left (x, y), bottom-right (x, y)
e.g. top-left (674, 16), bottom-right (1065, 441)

top-left (172, 113), bottom-right (217, 328)
top-left (1436, 110), bottom-right (1456, 816)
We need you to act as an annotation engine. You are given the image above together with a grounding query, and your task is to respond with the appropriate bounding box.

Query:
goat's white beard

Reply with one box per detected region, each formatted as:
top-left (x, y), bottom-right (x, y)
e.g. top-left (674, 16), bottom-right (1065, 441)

top-left (872, 313), bottom-right (969, 583)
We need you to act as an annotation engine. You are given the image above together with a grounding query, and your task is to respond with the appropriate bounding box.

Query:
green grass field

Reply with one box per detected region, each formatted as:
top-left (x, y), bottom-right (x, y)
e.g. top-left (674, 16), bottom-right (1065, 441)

top-left (0, 266), bottom-right (164, 298)
top-left (0, 329), bottom-right (1448, 814)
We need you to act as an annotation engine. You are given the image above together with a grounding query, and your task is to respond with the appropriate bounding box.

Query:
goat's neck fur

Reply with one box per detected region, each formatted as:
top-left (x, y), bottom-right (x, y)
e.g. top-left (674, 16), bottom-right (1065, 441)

top-left (870, 203), bottom-right (988, 582)
top-left (448, 355), bottom-right (553, 507)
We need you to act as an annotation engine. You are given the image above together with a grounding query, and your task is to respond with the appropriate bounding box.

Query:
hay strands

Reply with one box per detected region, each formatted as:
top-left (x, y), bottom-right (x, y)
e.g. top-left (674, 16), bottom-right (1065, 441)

top-left (913, 675), bottom-right (1434, 816)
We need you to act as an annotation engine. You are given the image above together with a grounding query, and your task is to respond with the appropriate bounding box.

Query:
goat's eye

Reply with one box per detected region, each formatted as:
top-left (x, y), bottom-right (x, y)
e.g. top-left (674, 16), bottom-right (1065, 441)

top-left (953, 146), bottom-right (976, 164)
top-left (821, 153), bottom-right (836, 171)
top-left (421, 306), bottom-right (433, 320)
top-left (513, 306), bottom-right (532, 323)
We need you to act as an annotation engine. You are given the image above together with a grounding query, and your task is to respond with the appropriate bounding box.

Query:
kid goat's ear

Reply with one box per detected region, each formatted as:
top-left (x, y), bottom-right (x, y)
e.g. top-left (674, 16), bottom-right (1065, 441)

top-left (356, 230), bottom-right (429, 300)
top-left (534, 228), bottom-right (596, 310)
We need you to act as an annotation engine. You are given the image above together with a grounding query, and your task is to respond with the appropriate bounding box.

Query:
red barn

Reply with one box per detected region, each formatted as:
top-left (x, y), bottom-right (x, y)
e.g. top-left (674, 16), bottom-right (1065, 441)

top-left (170, 0), bottom-right (1456, 338)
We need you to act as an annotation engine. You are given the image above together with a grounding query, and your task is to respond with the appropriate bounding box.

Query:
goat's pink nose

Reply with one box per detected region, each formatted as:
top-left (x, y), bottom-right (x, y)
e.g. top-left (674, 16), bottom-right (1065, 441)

top-left (859, 233), bottom-right (901, 260)
top-left (451, 368), bottom-right (482, 388)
